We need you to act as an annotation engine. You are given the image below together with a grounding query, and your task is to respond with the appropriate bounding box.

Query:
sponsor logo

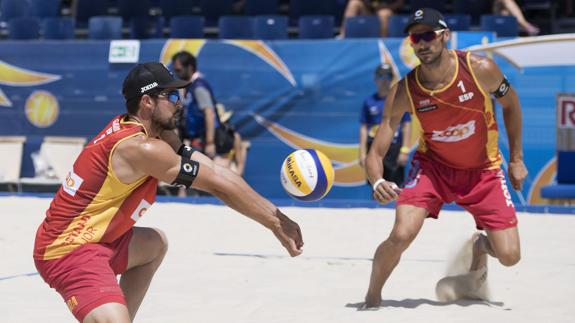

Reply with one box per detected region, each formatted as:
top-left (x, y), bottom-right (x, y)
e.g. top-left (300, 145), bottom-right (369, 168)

top-left (419, 99), bottom-right (431, 106)
top-left (286, 156), bottom-right (302, 187)
top-left (497, 170), bottom-right (515, 208)
top-left (431, 120), bottom-right (475, 142)
top-left (140, 82), bottom-right (158, 93)
top-left (414, 10), bottom-right (423, 19)
top-left (66, 296), bottom-right (78, 311)
top-left (498, 82), bottom-right (509, 96)
top-left (182, 162), bottom-right (198, 176)
top-left (458, 92), bottom-right (475, 103)
top-left (63, 170), bottom-right (84, 196)
top-left (131, 199), bottom-right (152, 222)
top-left (64, 214), bottom-right (96, 245)
top-left (417, 105), bottom-right (438, 113)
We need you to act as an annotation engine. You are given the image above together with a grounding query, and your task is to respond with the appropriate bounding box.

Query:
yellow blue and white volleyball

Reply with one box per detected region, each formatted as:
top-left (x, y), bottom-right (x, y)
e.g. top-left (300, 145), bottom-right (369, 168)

top-left (280, 149), bottom-right (334, 201)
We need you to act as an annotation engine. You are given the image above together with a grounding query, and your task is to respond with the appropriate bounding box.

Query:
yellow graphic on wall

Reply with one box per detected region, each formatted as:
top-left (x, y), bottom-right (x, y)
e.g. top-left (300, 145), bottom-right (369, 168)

top-left (399, 37), bottom-right (420, 69)
top-left (159, 39), bottom-right (296, 86)
top-left (0, 60), bottom-right (61, 108)
top-left (253, 113), bottom-right (366, 186)
top-left (25, 90), bottom-right (59, 128)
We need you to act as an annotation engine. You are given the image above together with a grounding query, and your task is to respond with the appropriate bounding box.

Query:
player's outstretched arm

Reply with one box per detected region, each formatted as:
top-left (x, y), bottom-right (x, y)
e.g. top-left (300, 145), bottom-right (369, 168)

top-left (366, 81), bottom-right (409, 204)
top-left (119, 137), bottom-right (304, 257)
top-left (471, 55), bottom-right (528, 190)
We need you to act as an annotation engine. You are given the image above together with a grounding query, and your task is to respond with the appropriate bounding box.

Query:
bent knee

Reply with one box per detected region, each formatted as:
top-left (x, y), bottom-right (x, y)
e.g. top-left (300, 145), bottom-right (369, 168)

top-left (150, 228), bottom-right (169, 256)
top-left (388, 229), bottom-right (417, 251)
top-left (497, 249), bottom-right (520, 266)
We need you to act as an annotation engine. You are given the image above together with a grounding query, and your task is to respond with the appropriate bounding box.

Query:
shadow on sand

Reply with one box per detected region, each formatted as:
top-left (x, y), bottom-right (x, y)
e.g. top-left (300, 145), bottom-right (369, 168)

top-left (346, 298), bottom-right (508, 311)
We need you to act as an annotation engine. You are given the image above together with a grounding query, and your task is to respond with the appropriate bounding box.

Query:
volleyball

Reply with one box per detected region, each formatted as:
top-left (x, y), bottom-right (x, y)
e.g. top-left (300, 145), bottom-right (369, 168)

top-left (280, 149), bottom-right (334, 201)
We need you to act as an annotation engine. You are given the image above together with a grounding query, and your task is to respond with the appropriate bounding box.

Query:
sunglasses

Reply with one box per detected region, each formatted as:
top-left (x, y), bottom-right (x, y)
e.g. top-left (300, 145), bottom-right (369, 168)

top-left (158, 90), bottom-right (180, 104)
top-left (409, 29), bottom-right (445, 44)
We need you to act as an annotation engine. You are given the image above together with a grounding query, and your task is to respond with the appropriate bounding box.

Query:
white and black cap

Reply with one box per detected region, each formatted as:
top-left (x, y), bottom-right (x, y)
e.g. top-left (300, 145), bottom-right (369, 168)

top-left (403, 8), bottom-right (448, 33)
top-left (122, 62), bottom-right (190, 101)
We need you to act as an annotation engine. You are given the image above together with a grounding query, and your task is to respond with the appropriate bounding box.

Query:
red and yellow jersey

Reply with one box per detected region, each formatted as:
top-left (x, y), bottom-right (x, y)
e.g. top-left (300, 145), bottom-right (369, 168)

top-left (34, 115), bottom-right (158, 261)
top-left (405, 50), bottom-right (501, 170)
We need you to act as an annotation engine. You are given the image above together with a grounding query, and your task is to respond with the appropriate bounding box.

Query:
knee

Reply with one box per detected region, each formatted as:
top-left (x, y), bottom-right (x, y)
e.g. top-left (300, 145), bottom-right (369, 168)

top-left (387, 229), bottom-right (417, 252)
top-left (497, 247), bottom-right (520, 267)
top-left (150, 228), bottom-right (169, 258)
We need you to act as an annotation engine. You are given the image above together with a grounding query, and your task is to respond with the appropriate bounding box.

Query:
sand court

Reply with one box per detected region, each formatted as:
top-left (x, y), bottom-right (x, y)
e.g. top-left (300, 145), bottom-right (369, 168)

top-left (1, 196), bottom-right (574, 322)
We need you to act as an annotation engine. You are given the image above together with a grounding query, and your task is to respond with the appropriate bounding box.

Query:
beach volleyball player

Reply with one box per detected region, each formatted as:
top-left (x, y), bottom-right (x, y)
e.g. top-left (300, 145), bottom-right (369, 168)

top-left (364, 8), bottom-right (528, 307)
top-left (33, 62), bottom-right (303, 322)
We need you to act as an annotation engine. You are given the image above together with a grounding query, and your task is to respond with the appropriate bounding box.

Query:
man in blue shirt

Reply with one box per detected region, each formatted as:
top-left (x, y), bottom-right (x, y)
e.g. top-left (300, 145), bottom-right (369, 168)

top-left (359, 64), bottom-right (411, 187)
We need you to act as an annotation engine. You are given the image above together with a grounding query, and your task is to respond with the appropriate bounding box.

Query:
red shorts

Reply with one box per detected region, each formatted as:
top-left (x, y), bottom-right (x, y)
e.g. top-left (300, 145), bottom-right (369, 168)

top-left (34, 229), bottom-right (133, 322)
top-left (397, 154), bottom-right (517, 231)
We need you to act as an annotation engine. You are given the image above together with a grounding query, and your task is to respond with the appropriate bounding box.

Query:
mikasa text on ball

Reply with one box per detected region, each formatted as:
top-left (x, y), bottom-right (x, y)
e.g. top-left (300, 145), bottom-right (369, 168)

top-left (280, 149), bottom-right (334, 201)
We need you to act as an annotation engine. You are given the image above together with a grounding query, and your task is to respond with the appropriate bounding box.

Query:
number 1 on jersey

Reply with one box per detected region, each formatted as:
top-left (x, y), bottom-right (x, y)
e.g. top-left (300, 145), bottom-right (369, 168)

top-left (457, 80), bottom-right (466, 93)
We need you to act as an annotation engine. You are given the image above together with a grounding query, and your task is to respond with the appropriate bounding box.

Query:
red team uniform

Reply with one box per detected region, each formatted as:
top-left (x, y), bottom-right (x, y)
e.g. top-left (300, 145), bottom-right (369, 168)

top-left (34, 115), bottom-right (157, 321)
top-left (397, 50), bottom-right (517, 230)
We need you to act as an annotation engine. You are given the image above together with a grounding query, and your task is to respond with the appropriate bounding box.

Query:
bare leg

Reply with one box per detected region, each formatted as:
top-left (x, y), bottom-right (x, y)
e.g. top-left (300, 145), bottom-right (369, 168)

top-left (497, 0), bottom-right (540, 35)
top-left (376, 8), bottom-right (393, 37)
top-left (120, 227), bottom-right (169, 321)
top-left (340, 0), bottom-right (370, 36)
top-left (83, 303), bottom-right (130, 323)
top-left (365, 205), bottom-right (428, 307)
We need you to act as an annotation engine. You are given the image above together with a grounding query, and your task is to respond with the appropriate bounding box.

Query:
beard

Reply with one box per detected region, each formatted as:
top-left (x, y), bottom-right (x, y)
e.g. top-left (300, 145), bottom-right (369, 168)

top-left (152, 108), bottom-right (180, 131)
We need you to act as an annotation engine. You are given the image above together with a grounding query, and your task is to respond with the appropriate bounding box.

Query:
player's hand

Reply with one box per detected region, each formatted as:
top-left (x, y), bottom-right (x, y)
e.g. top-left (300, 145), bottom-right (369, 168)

top-left (205, 143), bottom-right (216, 158)
top-left (372, 179), bottom-right (402, 204)
top-left (508, 160), bottom-right (528, 191)
top-left (272, 210), bottom-right (303, 257)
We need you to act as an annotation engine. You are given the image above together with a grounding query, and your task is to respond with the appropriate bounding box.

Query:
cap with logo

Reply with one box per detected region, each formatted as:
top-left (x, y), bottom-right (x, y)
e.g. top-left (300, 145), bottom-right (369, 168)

top-left (403, 8), bottom-right (448, 33)
top-left (122, 62), bottom-right (190, 101)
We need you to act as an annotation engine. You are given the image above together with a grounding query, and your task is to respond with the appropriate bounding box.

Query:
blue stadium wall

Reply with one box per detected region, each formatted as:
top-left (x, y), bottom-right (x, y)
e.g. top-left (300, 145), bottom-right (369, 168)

top-left (0, 34), bottom-right (573, 206)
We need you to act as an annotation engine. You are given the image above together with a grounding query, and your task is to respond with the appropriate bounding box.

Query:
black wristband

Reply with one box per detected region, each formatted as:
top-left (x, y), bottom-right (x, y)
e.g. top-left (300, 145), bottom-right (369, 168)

top-left (491, 77), bottom-right (510, 98)
top-left (177, 144), bottom-right (195, 159)
top-left (172, 156), bottom-right (200, 188)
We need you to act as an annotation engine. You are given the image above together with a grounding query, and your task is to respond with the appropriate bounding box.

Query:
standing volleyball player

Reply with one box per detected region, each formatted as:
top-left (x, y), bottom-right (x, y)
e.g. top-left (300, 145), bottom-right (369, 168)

top-left (364, 8), bottom-right (528, 307)
top-left (33, 62), bottom-right (303, 322)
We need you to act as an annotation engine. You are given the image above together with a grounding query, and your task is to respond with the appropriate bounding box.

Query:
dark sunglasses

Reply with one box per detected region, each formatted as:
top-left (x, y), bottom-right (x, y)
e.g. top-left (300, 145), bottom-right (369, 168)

top-left (158, 90), bottom-right (180, 104)
top-left (409, 29), bottom-right (445, 44)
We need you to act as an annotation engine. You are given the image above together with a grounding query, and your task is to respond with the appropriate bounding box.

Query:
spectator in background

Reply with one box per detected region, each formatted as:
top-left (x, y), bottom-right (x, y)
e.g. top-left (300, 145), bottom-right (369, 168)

top-left (359, 64), bottom-right (411, 187)
top-left (171, 51), bottom-right (247, 176)
top-left (341, 0), bottom-right (405, 37)
top-left (493, 0), bottom-right (540, 35)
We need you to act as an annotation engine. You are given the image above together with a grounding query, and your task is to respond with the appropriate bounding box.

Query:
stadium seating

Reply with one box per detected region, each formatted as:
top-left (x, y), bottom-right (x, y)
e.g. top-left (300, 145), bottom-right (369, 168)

top-left (452, 0), bottom-right (490, 25)
top-left (0, 0), bottom-right (34, 22)
top-left (289, 0), bottom-right (337, 25)
top-left (0, 136), bottom-right (26, 191)
top-left (8, 17), bottom-right (40, 39)
top-left (344, 16), bottom-right (380, 38)
top-left (387, 14), bottom-right (410, 37)
top-left (480, 15), bottom-right (519, 37)
top-left (159, 0), bottom-right (197, 19)
top-left (30, 0), bottom-right (60, 18)
top-left (298, 15), bottom-right (334, 39)
top-left (130, 16), bottom-right (151, 39)
top-left (88, 16), bottom-right (123, 39)
top-left (254, 15), bottom-right (288, 40)
top-left (75, 0), bottom-right (109, 25)
top-left (200, 0), bottom-right (234, 25)
top-left (218, 16), bottom-right (255, 39)
top-left (43, 17), bottom-right (75, 40)
top-left (118, 0), bottom-right (151, 20)
top-left (444, 14), bottom-right (471, 31)
top-left (169, 15), bottom-right (204, 38)
top-left (245, 0), bottom-right (278, 15)
top-left (407, 0), bottom-right (447, 12)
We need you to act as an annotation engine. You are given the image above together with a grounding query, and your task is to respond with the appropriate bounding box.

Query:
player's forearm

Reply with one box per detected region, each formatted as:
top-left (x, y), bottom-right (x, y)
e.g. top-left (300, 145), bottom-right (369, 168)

top-left (210, 166), bottom-right (280, 230)
top-left (365, 125), bottom-right (394, 184)
top-left (502, 103), bottom-right (524, 162)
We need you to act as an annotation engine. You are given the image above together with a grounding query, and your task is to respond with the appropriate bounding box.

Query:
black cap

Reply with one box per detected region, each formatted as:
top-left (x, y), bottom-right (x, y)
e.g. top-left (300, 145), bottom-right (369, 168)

top-left (403, 8), bottom-right (448, 33)
top-left (122, 62), bottom-right (190, 101)
top-left (375, 63), bottom-right (393, 77)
